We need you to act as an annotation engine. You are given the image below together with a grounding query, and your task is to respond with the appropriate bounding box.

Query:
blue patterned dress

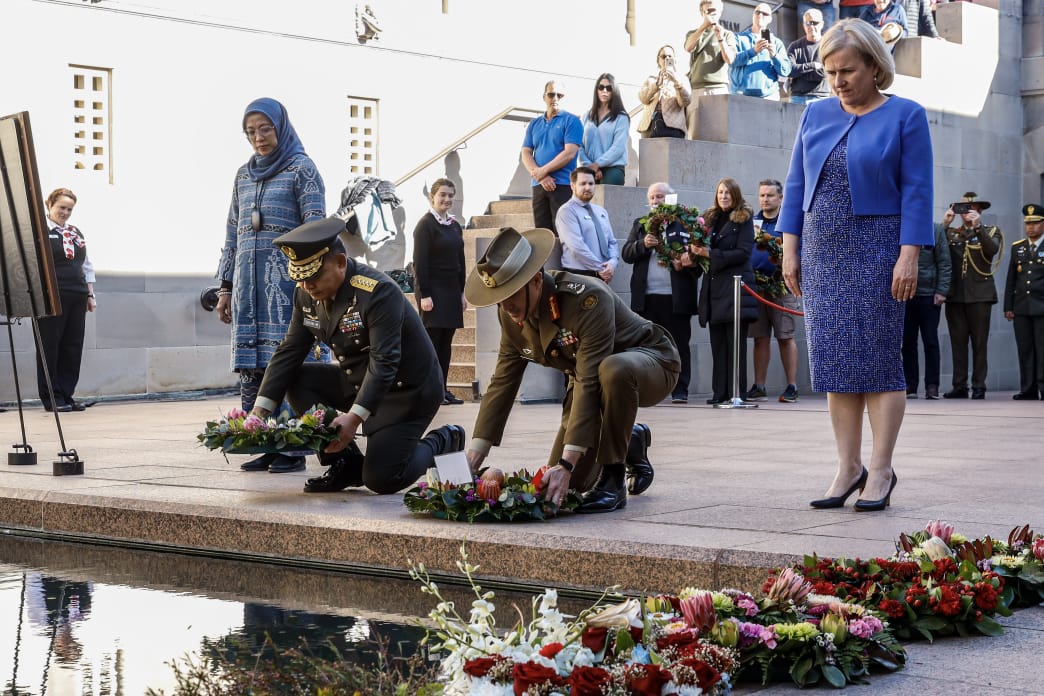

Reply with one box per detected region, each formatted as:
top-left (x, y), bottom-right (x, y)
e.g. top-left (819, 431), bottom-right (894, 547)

top-left (802, 135), bottom-right (905, 392)
top-left (217, 153), bottom-right (326, 372)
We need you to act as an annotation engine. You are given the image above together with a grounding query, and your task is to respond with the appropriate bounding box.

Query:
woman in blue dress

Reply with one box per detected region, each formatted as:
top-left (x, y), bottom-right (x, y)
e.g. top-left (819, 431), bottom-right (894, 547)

top-left (777, 19), bottom-right (934, 511)
top-left (215, 97), bottom-right (327, 473)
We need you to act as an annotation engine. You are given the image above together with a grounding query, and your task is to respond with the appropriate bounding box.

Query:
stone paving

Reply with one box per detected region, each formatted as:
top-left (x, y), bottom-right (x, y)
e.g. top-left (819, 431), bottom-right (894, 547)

top-left (1, 392), bottom-right (1042, 692)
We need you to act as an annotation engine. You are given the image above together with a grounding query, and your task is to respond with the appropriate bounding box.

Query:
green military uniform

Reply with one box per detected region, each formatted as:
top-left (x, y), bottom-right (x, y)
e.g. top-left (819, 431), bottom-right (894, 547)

top-left (256, 219), bottom-right (453, 494)
top-left (473, 269), bottom-right (680, 492)
top-left (944, 221), bottom-right (1001, 394)
top-left (1003, 204), bottom-right (1044, 398)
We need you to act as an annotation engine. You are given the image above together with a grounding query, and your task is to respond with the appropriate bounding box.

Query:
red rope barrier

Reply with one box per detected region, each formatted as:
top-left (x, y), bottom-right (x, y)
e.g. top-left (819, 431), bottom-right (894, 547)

top-left (740, 282), bottom-right (805, 317)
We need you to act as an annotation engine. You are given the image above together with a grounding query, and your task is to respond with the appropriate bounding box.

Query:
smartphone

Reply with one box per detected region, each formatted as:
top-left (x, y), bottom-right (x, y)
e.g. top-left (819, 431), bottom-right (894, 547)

top-left (953, 203), bottom-right (972, 214)
top-left (761, 28), bottom-right (771, 42)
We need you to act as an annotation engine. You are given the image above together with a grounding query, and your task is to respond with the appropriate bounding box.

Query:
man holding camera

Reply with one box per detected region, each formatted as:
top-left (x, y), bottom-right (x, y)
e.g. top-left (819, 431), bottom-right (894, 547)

top-left (943, 192), bottom-right (1002, 400)
top-left (731, 3), bottom-right (791, 100)
top-left (684, 0), bottom-right (736, 135)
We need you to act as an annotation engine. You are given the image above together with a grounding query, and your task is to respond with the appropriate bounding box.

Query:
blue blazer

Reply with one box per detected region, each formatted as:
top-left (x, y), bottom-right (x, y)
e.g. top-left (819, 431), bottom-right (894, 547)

top-left (777, 95), bottom-right (934, 248)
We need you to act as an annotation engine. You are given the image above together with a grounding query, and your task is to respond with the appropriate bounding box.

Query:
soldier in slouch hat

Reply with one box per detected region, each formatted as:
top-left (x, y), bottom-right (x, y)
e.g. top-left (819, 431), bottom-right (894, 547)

top-left (464, 227), bottom-right (681, 514)
top-left (252, 217), bottom-right (465, 493)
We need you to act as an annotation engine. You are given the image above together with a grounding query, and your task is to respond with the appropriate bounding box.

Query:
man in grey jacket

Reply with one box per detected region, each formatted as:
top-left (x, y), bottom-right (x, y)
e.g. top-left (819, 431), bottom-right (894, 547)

top-left (901, 223), bottom-right (952, 399)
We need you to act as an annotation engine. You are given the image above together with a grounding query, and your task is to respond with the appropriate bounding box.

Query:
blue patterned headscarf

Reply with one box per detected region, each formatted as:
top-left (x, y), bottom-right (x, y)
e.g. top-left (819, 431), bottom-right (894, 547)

top-left (242, 97), bottom-right (308, 182)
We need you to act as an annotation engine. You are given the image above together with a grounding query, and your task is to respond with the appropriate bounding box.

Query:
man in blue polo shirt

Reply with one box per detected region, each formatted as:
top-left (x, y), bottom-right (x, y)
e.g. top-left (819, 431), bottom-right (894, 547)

top-left (521, 79), bottom-right (584, 234)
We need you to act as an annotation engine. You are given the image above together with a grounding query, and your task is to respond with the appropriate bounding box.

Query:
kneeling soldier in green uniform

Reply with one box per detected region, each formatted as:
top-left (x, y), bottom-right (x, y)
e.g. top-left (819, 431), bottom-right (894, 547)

top-left (1003, 204), bottom-right (1044, 400)
top-left (464, 227), bottom-right (681, 513)
top-left (252, 217), bottom-right (465, 493)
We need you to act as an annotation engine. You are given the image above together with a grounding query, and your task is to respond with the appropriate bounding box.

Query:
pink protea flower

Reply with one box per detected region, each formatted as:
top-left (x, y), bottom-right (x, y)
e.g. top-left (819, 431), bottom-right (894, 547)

top-left (766, 568), bottom-right (812, 606)
top-left (242, 415), bottom-right (265, 432)
top-left (226, 407), bottom-right (248, 420)
top-left (679, 591), bottom-right (716, 633)
top-left (1032, 538), bottom-right (1044, 562)
top-left (925, 520), bottom-right (955, 545)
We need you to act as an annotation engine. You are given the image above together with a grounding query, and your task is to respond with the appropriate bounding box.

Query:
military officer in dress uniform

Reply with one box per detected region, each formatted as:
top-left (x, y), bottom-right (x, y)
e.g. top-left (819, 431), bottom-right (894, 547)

top-left (1003, 204), bottom-right (1044, 400)
top-left (463, 227), bottom-right (681, 514)
top-left (942, 192), bottom-right (1002, 400)
top-left (252, 217), bottom-right (465, 493)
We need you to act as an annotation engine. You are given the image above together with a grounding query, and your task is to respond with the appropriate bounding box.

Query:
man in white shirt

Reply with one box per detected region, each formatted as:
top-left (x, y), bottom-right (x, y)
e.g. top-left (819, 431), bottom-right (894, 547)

top-left (555, 166), bottom-right (619, 282)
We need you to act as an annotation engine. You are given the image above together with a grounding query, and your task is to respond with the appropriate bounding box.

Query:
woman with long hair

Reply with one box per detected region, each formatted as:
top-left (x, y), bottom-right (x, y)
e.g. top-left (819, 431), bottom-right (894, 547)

top-left (578, 73), bottom-right (630, 185)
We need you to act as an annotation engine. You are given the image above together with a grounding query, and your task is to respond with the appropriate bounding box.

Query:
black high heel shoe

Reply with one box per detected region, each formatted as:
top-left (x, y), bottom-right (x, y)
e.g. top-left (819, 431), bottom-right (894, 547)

top-left (810, 467), bottom-right (868, 509)
top-left (854, 471), bottom-right (898, 512)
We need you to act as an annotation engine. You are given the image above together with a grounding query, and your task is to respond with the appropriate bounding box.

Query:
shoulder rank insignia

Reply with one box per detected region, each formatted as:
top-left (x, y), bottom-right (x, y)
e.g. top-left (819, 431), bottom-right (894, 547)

top-left (582, 294), bottom-right (598, 310)
top-left (558, 280), bottom-right (587, 295)
top-left (548, 295), bottom-right (561, 322)
top-left (350, 275), bottom-right (378, 292)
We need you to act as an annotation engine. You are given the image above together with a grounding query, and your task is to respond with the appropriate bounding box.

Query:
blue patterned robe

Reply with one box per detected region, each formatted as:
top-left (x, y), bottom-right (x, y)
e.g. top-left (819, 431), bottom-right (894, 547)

top-left (217, 153), bottom-right (326, 370)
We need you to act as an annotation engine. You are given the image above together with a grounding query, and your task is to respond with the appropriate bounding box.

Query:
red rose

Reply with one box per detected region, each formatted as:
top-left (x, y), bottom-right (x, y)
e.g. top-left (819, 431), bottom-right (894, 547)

top-left (671, 657), bottom-right (722, 690)
top-left (878, 598), bottom-right (905, 619)
top-left (539, 642), bottom-right (564, 659)
top-left (512, 661), bottom-right (562, 695)
top-left (581, 626), bottom-right (609, 653)
top-left (568, 665), bottom-right (613, 696)
top-left (463, 655), bottom-right (507, 678)
top-left (655, 628), bottom-right (700, 655)
top-left (974, 583), bottom-right (999, 611)
top-left (625, 663), bottom-right (671, 696)
top-left (628, 624), bottom-right (644, 643)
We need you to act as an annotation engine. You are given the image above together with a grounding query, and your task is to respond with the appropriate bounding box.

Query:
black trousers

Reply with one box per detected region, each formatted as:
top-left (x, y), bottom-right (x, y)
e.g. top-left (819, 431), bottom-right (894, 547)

top-left (901, 295), bottom-right (942, 392)
top-left (708, 321), bottom-right (749, 401)
top-left (35, 290), bottom-right (88, 407)
top-left (639, 294), bottom-right (693, 398)
top-left (425, 326), bottom-right (456, 391)
top-left (945, 301), bottom-right (992, 389)
top-left (283, 364), bottom-right (443, 494)
top-left (531, 184), bottom-right (572, 234)
top-left (1013, 314), bottom-right (1044, 396)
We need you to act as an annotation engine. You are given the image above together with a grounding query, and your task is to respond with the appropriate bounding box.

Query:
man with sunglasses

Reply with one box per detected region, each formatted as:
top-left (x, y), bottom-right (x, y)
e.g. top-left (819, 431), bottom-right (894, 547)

top-left (521, 79), bottom-right (583, 234)
top-left (250, 217), bottom-right (466, 494)
top-left (731, 3), bottom-right (792, 100)
top-left (787, 8), bottom-right (830, 105)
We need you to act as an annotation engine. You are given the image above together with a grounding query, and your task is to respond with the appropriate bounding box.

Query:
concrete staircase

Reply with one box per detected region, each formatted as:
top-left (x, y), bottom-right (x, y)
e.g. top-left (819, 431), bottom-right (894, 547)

top-left (445, 197), bottom-right (533, 401)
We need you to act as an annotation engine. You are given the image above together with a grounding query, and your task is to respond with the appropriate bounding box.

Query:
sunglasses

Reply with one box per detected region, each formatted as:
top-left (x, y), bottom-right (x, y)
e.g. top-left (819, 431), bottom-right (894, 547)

top-left (597, 84), bottom-right (613, 91)
top-left (755, 10), bottom-right (771, 16)
top-left (805, 20), bottom-right (823, 26)
top-left (546, 92), bottom-right (564, 99)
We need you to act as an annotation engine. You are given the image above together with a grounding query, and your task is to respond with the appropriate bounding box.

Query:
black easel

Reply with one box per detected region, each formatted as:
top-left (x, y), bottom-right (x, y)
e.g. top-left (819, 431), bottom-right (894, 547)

top-left (0, 111), bottom-right (83, 475)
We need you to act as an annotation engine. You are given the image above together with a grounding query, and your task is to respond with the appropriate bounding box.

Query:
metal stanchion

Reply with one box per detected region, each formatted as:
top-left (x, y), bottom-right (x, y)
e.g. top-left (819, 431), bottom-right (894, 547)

top-left (714, 276), bottom-right (757, 410)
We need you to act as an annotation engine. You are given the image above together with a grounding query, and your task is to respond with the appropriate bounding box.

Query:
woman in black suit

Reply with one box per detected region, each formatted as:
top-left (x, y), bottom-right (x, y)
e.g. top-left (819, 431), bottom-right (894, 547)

top-left (37, 188), bottom-right (97, 412)
top-left (694, 178), bottom-right (758, 404)
top-left (412, 178), bottom-right (467, 405)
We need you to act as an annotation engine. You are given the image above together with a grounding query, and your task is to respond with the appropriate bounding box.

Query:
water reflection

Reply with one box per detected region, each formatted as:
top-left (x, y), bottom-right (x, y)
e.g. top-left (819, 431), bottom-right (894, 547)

top-left (0, 537), bottom-right (428, 695)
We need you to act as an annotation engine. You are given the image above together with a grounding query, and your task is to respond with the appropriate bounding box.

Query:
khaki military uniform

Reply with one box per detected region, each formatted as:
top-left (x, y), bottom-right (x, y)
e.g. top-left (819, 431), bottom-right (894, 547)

top-left (256, 260), bottom-right (444, 493)
top-left (1003, 238), bottom-right (1044, 396)
top-left (473, 271), bottom-right (680, 491)
top-left (945, 224), bottom-right (1002, 391)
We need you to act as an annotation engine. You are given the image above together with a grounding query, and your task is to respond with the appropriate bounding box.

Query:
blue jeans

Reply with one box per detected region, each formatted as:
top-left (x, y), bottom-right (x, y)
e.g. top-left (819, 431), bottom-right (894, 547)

top-left (797, 0), bottom-right (837, 32)
top-left (790, 94), bottom-right (827, 105)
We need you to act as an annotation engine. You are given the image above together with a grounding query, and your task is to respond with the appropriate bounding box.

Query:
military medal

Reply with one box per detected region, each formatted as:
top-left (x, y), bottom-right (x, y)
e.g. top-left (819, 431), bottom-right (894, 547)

top-left (339, 311), bottom-right (363, 333)
top-left (555, 327), bottom-right (578, 347)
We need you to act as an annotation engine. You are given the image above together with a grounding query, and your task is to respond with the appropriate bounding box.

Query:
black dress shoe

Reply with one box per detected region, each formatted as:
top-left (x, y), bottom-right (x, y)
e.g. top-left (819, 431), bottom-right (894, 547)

top-left (625, 423), bottom-right (654, 495)
top-left (442, 391), bottom-right (464, 405)
top-left (267, 454), bottom-right (306, 473)
top-left (241, 452), bottom-right (277, 471)
top-left (70, 399), bottom-right (97, 409)
top-left (1013, 391), bottom-right (1040, 400)
top-left (577, 464), bottom-right (627, 513)
top-left (943, 387), bottom-right (968, 399)
top-left (425, 424), bottom-right (466, 454)
top-left (55, 404), bottom-right (74, 413)
top-left (305, 443), bottom-right (365, 491)
top-left (706, 397), bottom-right (725, 405)
top-left (67, 401), bottom-right (87, 411)
top-left (854, 471), bottom-right (898, 512)
top-left (810, 467), bottom-right (868, 509)
top-left (971, 388), bottom-right (986, 400)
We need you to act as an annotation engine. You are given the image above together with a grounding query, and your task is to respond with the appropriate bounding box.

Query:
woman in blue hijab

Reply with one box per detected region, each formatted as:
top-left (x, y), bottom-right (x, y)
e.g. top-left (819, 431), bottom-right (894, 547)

top-left (215, 98), bottom-right (327, 474)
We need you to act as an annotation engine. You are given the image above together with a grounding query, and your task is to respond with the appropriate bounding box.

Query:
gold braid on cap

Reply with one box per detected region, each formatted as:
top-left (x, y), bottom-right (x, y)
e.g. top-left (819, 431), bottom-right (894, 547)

top-left (282, 245), bottom-right (330, 280)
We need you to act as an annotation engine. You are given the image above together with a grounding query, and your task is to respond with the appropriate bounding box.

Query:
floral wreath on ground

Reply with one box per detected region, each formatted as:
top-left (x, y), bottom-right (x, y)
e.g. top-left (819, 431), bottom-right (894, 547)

top-left (403, 466), bottom-right (582, 523)
top-left (197, 404), bottom-right (340, 459)
top-left (639, 204), bottom-right (710, 274)
top-left (752, 228), bottom-right (786, 299)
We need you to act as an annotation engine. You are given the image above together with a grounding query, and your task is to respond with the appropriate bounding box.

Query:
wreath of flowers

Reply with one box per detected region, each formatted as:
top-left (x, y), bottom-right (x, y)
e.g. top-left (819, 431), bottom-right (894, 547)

top-left (403, 466), bottom-right (582, 523)
top-left (753, 228), bottom-right (787, 299)
top-left (639, 204), bottom-right (710, 274)
top-left (197, 405), bottom-right (340, 456)
top-left (791, 519), bottom-right (1025, 642)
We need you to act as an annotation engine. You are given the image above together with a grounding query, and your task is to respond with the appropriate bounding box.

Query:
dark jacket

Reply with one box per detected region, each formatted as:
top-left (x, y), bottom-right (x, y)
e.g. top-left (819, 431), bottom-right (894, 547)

top-left (1004, 238), bottom-right (1044, 316)
top-left (786, 37), bottom-right (829, 98)
top-left (412, 212), bottom-right (466, 328)
top-left (698, 205), bottom-right (758, 326)
top-left (916, 224), bottom-right (952, 297)
top-left (257, 259), bottom-right (443, 433)
top-left (946, 224), bottom-right (1002, 304)
top-left (621, 217), bottom-right (700, 316)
